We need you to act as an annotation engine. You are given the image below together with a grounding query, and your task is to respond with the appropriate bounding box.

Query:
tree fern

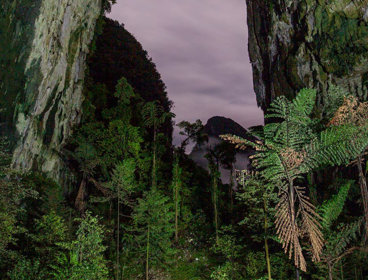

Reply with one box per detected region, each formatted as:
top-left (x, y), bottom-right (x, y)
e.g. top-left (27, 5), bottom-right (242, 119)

top-left (222, 89), bottom-right (368, 272)
top-left (223, 89), bottom-right (323, 271)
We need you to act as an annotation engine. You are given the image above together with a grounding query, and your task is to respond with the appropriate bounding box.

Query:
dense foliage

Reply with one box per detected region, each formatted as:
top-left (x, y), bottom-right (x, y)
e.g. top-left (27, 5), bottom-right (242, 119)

top-left (2, 85), bottom-right (368, 279)
top-left (1, 8), bottom-right (368, 280)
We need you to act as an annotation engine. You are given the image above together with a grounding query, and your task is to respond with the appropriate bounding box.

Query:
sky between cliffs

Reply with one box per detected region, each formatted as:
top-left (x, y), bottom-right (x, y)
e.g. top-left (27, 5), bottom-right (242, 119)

top-left (109, 0), bottom-right (264, 145)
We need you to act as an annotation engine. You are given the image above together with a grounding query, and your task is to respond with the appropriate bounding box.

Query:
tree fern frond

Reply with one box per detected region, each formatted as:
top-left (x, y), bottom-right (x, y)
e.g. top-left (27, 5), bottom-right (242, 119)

top-left (275, 192), bottom-right (307, 271)
top-left (302, 124), bottom-right (368, 172)
top-left (327, 219), bottom-right (363, 259)
top-left (295, 185), bottom-right (324, 263)
top-left (265, 96), bottom-right (290, 121)
top-left (320, 181), bottom-right (353, 229)
top-left (291, 88), bottom-right (317, 118)
top-left (220, 134), bottom-right (260, 151)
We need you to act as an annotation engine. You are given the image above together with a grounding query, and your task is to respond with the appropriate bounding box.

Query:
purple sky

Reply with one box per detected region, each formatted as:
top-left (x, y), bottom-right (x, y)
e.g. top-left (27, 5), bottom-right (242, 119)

top-left (109, 0), bottom-right (264, 145)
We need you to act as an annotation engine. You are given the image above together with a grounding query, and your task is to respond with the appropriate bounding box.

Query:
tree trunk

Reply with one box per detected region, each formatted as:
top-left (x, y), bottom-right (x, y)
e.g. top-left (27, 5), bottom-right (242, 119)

top-left (264, 198), bottom-right (272, 280)
top-left (146, 226), bottom-right (150, 280)
top-left (152, 126), bottom-right (157, 190)
top-left (357, 154), bottom-right (368, 239)
top-left (296, 268), bottom-right (300, 280)
top-left (340, 261), bottom-right (344, 280)
top-left (117, 183), bottom-right (120, 280)
top-left (229, 166), bottom-right (234, 221)
top-left (175, 186), bottom-right (179, 242)
top-left (328, 263), bottom-right (333, 280)
top-left (213, 175), bottom-right (219, 245)
top-left (265, 238), bottom-right (272, 280)
top-left (175, 165), bottom-right (179, 242)
top-left (75, 177), bottom-right (86, 213)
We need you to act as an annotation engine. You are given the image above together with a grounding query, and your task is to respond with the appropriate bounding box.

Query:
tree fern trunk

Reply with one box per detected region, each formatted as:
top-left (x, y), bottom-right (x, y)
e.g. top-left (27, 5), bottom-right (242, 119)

top-left (357, 154), bottom-right (368, 238)
top-left (296, 268), bottom-right (300, 280)
top-left (265, 237), bottom-right (272, 280)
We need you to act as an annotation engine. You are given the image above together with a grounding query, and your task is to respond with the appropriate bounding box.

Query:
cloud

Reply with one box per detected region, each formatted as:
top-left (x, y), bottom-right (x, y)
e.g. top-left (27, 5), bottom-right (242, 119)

top-left (109, 0), bottom-right (264, 145)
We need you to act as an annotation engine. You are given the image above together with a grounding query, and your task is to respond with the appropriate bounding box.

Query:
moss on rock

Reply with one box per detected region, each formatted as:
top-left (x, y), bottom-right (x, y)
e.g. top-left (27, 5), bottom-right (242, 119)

top-left (246, 0), bottom-right (368, 110)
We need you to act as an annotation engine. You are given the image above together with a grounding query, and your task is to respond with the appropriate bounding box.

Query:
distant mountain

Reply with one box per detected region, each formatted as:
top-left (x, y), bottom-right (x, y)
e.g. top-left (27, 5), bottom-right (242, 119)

top-left (203, 116), bottom-right (251, 139)
top-left (190, 116), bottom-right (253, 184)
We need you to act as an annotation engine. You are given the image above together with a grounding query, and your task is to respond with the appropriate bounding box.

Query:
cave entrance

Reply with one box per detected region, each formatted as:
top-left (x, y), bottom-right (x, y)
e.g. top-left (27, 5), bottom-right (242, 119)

top-left (108, 0), bottom-right (263, 148)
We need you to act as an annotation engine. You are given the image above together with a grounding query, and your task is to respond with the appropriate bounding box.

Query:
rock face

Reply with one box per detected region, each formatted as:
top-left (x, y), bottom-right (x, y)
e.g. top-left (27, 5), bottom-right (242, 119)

top-left (246, 0), bottom-right (368, 111)
top-left (0, 0), bottom-right (102, 186)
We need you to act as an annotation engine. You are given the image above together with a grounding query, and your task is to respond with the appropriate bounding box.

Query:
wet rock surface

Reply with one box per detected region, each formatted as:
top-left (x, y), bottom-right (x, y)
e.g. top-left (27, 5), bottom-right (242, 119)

top-left (1, 0), bottom-right (102, 187)
top-left (246, 0), bottom-right (368, 110)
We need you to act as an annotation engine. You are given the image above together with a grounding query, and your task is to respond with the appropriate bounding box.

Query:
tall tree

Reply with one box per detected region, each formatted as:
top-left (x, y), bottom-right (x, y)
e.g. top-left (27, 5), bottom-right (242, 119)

top-left (177, 119), bottom-right (208, 152)
top-left (52, 212), bottom-right (109, 280)
top-left (108, 159), bottom-right (138, 280)
top-left (205, 149), bottom-right (222, 245)
top-left (237, 170), bottom-right (278, 280)
top-left (216, 142), bottom-right (237, 217)
top-left (171, 155), bottom-right (183, 242)
top-left (142, 101), bottom-right (174, 189)
top-left (171, 119), bottom-right (207, 242)
top-left (131, 188), bottom-right (175, 280)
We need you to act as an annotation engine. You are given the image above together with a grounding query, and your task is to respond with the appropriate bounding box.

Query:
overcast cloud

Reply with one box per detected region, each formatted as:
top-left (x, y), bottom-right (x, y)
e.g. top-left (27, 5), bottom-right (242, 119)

top-left (109, 0), bottom-right (264, 145)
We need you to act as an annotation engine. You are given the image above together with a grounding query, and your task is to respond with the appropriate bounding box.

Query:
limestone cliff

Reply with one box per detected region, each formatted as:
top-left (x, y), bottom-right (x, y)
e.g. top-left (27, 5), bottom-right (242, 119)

top-left (246, 0), bottom-right (368, 111)
top-left (0, 0), bottom-right (102, 186)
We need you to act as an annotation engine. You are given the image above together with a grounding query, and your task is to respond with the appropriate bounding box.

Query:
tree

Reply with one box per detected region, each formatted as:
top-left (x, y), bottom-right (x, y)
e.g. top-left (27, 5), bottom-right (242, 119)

top-left (170, 119), bottom-right (207, 242)
top-left (205, 149), bottom-right (222, 245)
top-left (223, 88), bottom-right (368, 273)
top-left (142, 101), bottom-right (175, 189)
top-left (51, 212), bottom-right (109, 280)
top-left (29, 211), bottom-right (68, 268)
top-left (106, 158), bottom-right (138, 280)
top-left (72, 143), bottom-right (99, 213)
top-left (68, 77), bottom-right (142, 213)
top-left (216, 141), bottom-right (237, 217)
top-left (237, 170), bottom-right (278, 280)
top-left (131, 188), bottom-right (175, 280)
top-left (171, 155), bottom-right (183, 242)
top-left (210, 226), bottom-right (244, 280)
top-left (223, 89), bottom-right (324, 272)
top-left (177, 119), bottom-right (208, 152)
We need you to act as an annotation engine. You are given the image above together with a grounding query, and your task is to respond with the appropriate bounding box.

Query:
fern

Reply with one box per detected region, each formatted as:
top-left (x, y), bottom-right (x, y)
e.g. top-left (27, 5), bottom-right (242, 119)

top-left (223, 89), bottom-right (323, 271)
top-left (320, 181), bottom-right (352, 229)
top-left (222, 89), bottom-right (368, 271)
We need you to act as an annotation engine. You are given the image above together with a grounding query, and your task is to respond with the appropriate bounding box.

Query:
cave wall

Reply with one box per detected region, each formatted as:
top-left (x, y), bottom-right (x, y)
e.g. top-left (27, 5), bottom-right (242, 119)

top-left (246, 0), bottom-right (368, 111)
top-left (0, 0), bottom-right (42, 136)
top-left (0, 0), bottom-right (102, 186)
